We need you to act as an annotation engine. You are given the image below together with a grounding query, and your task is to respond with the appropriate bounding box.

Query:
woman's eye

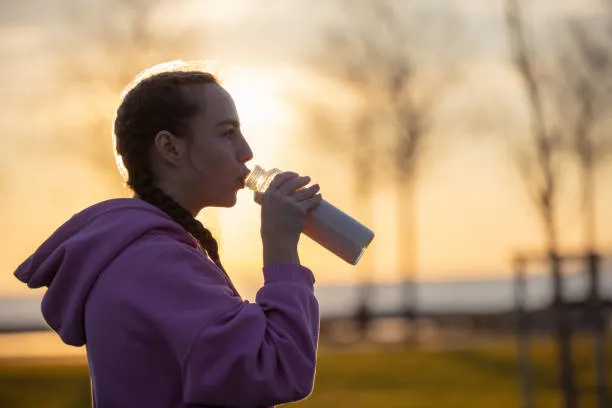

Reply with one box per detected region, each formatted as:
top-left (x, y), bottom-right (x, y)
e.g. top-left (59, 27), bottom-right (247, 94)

top-left (223, 129), bottom-right (235, 138)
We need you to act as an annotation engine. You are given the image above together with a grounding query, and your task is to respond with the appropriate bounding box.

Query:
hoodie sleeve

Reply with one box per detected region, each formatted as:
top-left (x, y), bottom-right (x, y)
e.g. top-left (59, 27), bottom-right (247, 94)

top-left (110, 233), bottom-right (319, 408)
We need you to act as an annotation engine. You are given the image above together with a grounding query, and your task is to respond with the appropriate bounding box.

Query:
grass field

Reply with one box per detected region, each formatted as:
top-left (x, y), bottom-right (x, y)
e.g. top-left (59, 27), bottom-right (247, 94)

top-left (0, 336), bottom-right (609, 408)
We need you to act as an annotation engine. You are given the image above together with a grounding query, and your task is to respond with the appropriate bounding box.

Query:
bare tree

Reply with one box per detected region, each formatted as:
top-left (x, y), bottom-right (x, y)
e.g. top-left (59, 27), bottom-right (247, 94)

top-left (557, 20), bottom-right (612, 251)
top-left (38, 0), bottom-right (228, 235)
top-left (37, 0), bottom-right (225, 240)
top-left (555, 15), bottom-right (612, 408)
top-left (505, 0), bottom-right (563, 254)
top-left (54, 0), bottom-right (205, 190)
top-left (304, 0), bottom-right (453, 340)
top-left (505, 1), bottom-right (577, 407)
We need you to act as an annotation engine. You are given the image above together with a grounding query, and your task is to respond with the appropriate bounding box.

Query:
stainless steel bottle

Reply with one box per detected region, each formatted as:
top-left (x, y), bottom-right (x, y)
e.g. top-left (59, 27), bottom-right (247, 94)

top-left (245, 165), bottom-right (375, 265)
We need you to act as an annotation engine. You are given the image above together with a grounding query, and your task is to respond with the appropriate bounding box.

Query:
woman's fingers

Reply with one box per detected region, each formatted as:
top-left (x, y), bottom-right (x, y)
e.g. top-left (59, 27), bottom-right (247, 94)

top-left (291, 184), bottom-right (320, 201)
top-left (278, 175), bottom-right (311, 196)
top-left (259, 170), bottom-right (322, 217)
top-left (268, 172), bottom-right (298, 191)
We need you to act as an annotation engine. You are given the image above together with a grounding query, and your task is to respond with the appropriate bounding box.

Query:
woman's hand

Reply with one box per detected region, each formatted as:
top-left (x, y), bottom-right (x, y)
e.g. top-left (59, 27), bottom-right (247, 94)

top-left (254, 172), bottom-right (322, 265)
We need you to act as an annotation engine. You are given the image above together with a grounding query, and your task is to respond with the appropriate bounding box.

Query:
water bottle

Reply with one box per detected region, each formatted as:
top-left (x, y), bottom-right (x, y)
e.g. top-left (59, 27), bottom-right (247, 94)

top-left (245, 165), bottom-right (375, 265)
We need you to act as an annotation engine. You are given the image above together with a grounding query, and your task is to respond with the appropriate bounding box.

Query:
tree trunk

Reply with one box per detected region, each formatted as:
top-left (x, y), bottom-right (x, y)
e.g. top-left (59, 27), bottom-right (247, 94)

top-left (353, 153), bottom-right (376, 341)
top-left (581, 160), bottom-right (596, 251)
top-left (396, 177), bottom-right (418, 344)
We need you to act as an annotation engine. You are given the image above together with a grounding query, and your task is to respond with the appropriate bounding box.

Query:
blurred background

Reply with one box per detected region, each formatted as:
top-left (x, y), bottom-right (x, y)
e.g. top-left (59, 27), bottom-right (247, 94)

top-left (0, 0), bottom-right (611, 407)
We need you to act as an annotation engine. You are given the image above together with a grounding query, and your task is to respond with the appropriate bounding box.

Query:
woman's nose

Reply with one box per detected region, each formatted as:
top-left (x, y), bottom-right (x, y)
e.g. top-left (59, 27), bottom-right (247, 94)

top-left (238, 138), bottom-right (253, 163)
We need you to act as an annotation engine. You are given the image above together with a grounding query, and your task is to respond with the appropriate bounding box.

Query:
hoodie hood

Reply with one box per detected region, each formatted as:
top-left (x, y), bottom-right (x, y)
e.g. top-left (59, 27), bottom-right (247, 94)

top-left (14, 198), bottom-right (197, 346)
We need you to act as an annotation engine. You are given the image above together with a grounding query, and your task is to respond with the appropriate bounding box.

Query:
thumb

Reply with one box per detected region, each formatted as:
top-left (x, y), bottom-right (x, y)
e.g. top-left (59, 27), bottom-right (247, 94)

top-left (254, 191), bottom-right (264, 205)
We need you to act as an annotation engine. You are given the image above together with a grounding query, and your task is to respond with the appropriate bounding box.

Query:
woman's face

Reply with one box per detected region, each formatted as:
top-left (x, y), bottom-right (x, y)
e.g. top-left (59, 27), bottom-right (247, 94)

top-left (178, 83), bottom-right (253, 209)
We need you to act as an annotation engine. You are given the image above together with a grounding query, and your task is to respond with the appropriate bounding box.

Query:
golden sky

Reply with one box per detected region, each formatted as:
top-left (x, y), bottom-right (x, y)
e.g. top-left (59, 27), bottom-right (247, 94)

top-left (1, 0), bottom-right (610, 299)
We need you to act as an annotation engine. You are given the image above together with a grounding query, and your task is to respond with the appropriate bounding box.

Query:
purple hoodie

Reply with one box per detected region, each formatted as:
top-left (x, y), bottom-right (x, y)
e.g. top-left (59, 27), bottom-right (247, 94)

top-left (14, 198), bottom-right (319, 408)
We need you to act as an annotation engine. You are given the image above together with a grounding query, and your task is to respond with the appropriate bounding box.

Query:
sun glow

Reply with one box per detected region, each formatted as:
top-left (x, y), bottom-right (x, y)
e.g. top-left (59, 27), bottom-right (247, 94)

top-left (220, 66), bottom-right (294, 161)
top-left (210, 65), bottom-right (300, 286)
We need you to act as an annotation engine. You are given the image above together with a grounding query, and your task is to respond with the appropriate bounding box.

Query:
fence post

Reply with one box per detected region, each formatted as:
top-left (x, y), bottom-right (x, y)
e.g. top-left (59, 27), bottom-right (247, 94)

top-left (515, 256), bottom-right (534, 408)
top-left (550, 251), bottom-right (577, 408)
top-left (587, 252), bottom-right (609, 408)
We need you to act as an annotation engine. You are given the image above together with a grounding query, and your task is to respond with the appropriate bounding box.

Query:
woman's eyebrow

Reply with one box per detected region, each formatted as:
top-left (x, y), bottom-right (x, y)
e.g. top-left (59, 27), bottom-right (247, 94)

top-left (215, 119), bottom-right (240, 128)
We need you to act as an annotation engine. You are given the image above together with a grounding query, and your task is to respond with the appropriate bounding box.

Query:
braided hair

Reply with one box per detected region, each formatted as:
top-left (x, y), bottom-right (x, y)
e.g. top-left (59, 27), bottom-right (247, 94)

top-left (113, 64), bottom-right (225, 271)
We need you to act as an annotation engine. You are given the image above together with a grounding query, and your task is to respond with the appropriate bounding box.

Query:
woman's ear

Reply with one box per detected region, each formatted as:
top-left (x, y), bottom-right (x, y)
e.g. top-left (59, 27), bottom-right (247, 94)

top-left (153, 130), bottom-right (186, 166)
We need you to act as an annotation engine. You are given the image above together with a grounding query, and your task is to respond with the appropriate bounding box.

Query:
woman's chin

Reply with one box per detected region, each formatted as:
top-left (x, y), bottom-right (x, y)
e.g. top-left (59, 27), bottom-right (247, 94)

top-left (218, 193), bottom-right (238, 208)
top-left (201, 190), bottom-right (239, 208)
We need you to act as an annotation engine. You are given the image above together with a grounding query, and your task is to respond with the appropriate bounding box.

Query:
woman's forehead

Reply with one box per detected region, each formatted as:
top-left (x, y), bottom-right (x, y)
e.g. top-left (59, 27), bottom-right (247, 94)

top-left (192, 83), bottom-right (238, 122)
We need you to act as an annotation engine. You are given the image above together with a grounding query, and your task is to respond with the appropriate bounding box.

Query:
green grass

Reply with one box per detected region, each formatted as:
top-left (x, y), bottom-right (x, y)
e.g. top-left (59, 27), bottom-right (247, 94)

top-left (0, 336), bottom-right (609, 408)
top-left (0, 361), bottom-right (90, 408)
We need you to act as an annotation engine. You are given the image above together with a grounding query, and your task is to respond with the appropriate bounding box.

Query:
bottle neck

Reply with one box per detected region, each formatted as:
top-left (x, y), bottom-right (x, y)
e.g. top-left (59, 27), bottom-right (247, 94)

top-left (245, 165), bottom-right (282, 193)
top-left (244, 165), bottom-right (265, 191)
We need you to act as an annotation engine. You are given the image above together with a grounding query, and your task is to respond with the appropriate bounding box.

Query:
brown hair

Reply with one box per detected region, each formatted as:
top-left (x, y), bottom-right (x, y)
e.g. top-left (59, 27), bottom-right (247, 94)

top-left (113, 64), bottom-right (225, 272)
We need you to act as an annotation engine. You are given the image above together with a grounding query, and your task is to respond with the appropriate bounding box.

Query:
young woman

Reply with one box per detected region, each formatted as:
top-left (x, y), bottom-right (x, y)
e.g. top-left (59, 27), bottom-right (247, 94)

top-left (14, 61), bottom-right (323, 408)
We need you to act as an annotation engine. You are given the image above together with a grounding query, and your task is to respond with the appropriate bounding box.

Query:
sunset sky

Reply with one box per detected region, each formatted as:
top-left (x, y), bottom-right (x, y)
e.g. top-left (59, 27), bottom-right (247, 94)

top-left (1, 0), bottom-right (610, 299)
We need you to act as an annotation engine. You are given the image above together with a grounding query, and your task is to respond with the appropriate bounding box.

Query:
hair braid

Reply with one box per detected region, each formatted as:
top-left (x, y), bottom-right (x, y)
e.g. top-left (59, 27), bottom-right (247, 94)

top-left (128, 159), bottom-right (225, 272)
